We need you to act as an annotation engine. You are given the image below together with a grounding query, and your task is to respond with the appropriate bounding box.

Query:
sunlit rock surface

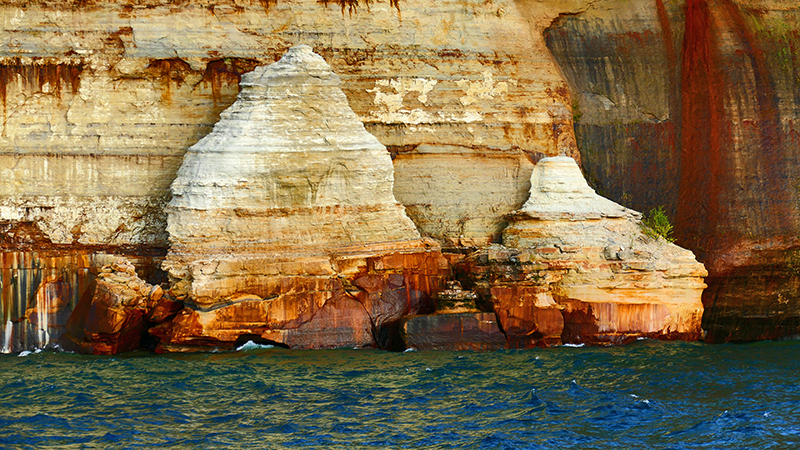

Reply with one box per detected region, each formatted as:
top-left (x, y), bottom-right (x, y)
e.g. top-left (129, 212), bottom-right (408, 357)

top-left (0, 0), bottom-right (586, 248)
top-left (158, 46), bottom-right (449, 351)
top-left (458, 156), bottom-right (707, 346)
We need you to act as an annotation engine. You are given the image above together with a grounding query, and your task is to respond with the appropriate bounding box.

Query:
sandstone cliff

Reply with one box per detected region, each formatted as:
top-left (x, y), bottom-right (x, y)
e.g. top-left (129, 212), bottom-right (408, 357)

top-left (0, 0), bottom-right (583, 248)
top-left (544, 0), bottom-right (800, 341)
top-left (0, 0), bottom-right (794, 348)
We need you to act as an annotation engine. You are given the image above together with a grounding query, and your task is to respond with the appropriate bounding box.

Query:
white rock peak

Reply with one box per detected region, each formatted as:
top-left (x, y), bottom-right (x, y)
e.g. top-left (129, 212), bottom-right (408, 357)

top-left (516, 156), bottom-right (638, 220)
top-left (166, 45), bottom-right (421, 252)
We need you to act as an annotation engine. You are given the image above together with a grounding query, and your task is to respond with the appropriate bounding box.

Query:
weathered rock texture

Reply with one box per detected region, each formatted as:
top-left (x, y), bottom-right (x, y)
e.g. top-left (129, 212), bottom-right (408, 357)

top-left (59, 258), bottom-right (169, 354)
top-left (544, 0), bottom-right (800, 341)
top-left (0, 249), bottom-right (164, 353)
top-left (399, 280), bottom-right (506, 351)
top-left (0, 0), bottom-right (586, 249)
top-left (457, 157), bottom-right (707, 346)
top-left (401, 312), bottom-right (507, 351)
top-left (156, 46), bottom-right (450, 351)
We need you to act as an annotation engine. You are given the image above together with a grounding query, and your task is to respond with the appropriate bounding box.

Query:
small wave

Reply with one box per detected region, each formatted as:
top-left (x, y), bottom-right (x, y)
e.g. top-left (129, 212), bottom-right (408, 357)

top-left (236, 341), bottom-right (274, 351)
top-left (403, 347), bottom-right (417, 353)
top-left (18, 350), bottom-right (32, 357)
top-left (563, 343), bottom-right (585, 348)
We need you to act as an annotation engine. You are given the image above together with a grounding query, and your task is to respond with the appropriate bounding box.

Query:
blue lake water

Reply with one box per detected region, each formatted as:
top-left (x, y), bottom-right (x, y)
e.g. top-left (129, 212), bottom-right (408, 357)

top-left (0, 340), bottom-right (798, 449)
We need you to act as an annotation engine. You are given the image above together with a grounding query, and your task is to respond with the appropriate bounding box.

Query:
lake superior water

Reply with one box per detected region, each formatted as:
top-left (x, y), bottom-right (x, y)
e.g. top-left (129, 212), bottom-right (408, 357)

top-left (0, 340), bottom-right (798, 449)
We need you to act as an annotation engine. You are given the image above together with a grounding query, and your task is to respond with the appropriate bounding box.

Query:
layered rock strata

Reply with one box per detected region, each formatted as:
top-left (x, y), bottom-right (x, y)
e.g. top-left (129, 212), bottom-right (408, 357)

top-left (0, 249), bottom-right (165, 353)
top-left (0, 0), bottom-right (587, 249)
top-left (544, 0), bottom-right (800, 341)
top-left (157, 46), bottom-right (449, 351)
top-left (457, 156), bottom-right (708, 346)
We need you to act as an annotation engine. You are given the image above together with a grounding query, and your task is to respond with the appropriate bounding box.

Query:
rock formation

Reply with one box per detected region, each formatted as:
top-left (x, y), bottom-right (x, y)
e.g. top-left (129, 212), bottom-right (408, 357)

top-left (0, 0), bottom-right (583, 249)
top-left (401, 281), bottom-right (506, 351)
top-left (156, 45), bottom-right (449, 351)
top-left (457, 156), bottom-right (707, 346)
top-left (0, 0), bottom-right (797, 348)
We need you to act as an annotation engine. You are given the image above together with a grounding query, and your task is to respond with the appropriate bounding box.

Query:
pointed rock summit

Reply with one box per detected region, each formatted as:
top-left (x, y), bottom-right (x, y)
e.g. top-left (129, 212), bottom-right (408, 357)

top-left (157, 46), bottom-right (449, 351)
top-left (512, 155), bottom-right (635, 221)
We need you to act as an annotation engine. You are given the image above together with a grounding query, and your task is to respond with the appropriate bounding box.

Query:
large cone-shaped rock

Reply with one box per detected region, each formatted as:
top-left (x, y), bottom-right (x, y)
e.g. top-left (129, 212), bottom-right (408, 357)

top-left (159, 46), bottom-right (449, 351)
top-left (459, 156), bottom-right (707, 346)
top-left (167, 44), bottom-right (420, 258)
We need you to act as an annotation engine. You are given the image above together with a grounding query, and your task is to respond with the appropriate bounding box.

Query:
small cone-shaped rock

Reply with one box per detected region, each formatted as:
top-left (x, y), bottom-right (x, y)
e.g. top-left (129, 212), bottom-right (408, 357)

top-left (460, 156), bottom-right (707, 346)
top-left (158, 46), bottom-right (449, 351)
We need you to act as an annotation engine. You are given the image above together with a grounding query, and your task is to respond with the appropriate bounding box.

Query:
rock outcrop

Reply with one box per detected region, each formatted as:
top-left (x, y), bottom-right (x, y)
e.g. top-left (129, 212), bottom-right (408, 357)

top-left (0, 0), bottom-right (585, 249)
top-left (457, 156), bottom-right (707, 346)
top-left (400, 281), bottom-right (506, 351)
top-left (59, 258), bottom-right (174, 355)
top-left (2, 0), bottom-right (797, 348)
top-left (156, 46), bottom-right (449, 351)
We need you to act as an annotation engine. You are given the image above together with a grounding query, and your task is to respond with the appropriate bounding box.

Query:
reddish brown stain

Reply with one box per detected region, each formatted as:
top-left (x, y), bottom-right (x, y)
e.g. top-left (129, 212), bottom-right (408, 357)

top-left (678, 0), bottom-right (793, 268)
top-left (316, 0), bottom-right (400, 15)
top-left (717, 0), bottom-right (791, 235)
top-left (676, 0), bottom-right (727, 260)
top-left (0, 60), bottom-right (83, 104)
top-left (0, 60), bottom-right (83, 134)
top-left (201, 58), bottom-right (260, 105)
top-left (146, 58), bottom-right (193, 105)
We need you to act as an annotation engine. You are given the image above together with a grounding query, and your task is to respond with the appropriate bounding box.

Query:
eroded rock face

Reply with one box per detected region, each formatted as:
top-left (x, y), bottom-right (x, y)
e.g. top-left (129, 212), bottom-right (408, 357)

top-left (458, 156), bottom-right (707, 346)
top-left (401, 312), bottom-right (506, 351)
top-left (157, 46), bottom-right (450, 351)
top-left (0, 0), bottom-right (587, 248)
top-left (59, 258), bottom-right (170, 355)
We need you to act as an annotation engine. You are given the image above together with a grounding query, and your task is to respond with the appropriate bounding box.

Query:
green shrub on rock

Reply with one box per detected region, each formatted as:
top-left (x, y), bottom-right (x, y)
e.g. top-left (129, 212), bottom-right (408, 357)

top-left (641, 206), bottom-right (675, 243)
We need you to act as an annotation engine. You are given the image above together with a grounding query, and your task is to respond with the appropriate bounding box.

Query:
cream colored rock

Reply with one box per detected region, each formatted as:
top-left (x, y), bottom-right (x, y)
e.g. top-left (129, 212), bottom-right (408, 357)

top-left (165, 45), bottom-right (428, 306)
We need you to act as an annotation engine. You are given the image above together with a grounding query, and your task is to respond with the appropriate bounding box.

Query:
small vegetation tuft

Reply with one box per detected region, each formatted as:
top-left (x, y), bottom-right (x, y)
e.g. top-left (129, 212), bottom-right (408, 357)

top-left (641, 206), bottom-right (675, 243)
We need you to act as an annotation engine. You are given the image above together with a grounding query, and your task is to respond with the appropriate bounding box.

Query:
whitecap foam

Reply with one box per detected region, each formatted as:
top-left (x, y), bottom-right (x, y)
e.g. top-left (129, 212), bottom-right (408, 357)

top-left (236, 340), bottom-right (274, 351)
top-left (17, 350), bottom-right (32, 357)
top-left (403, 347), bottom-right (417, 353)
top-left (563, 343), bottom-right (585, 348)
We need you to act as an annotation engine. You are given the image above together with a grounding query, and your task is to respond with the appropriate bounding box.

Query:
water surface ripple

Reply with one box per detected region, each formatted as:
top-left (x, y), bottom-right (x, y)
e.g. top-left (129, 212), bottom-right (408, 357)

top-left (0, 340), bottom-right (798, 449)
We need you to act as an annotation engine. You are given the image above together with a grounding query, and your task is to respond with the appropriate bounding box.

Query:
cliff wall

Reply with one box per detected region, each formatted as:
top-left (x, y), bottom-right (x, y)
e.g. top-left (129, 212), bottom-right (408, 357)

top-left (1, 0), bottom-right (796, 347)
top-left (0, 0), bottom-right (585, 248)
top-left (544, 0), bottom-right (800, 341)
